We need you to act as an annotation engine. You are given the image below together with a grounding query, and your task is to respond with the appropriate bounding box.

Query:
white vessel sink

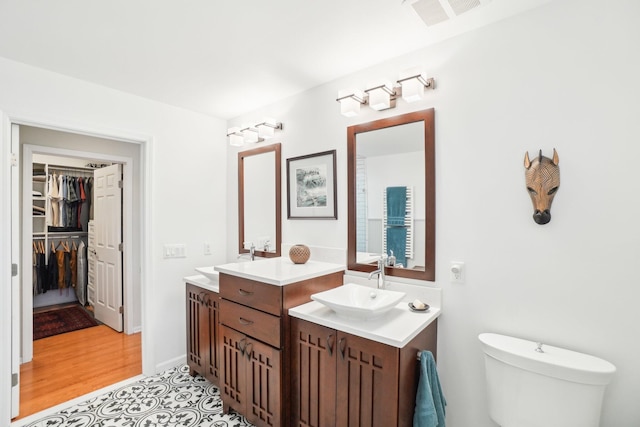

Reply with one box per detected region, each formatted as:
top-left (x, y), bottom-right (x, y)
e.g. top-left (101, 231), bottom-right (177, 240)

top-left (195, 266), bottom-right (219, 282)
top-left (311, 283), bottom-right (405, 320)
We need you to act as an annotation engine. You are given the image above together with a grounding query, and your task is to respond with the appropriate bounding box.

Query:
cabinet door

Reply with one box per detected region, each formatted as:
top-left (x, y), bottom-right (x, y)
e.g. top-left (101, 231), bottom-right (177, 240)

top-left (245, 338), bottom-right (282, 427)
top-left (291, 318), bottom-right (337, 427)
top-left (186, 284), bottom-right (207, 375)
top-left (204, 291), bottom-right (220, 385)
top-left (220, 324), bottom-right (248, 413)
top-left (336, 331), bottom-right (400, 427)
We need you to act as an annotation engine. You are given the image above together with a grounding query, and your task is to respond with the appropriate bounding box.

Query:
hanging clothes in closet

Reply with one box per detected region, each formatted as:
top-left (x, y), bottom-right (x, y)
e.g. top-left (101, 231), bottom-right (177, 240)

top-left (47, 172), bottom-right (93, 232)
top-left (34, 239), bottom-right (83, 297)
top-left (76, 240), bottom-right (87, 306)
top-left (32, 241), bottom-right (46, 296)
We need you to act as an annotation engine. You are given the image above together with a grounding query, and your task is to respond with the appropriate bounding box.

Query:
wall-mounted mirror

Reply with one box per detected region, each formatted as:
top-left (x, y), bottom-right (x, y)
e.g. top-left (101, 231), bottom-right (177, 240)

top-left (239, 143), bottom-right (281, 258)
top-left (347, 109), bottom-right (435, 281)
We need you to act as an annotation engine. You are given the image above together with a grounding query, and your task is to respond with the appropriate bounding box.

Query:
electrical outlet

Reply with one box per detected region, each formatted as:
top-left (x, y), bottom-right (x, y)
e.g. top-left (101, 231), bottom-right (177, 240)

top-left (450, 261), bottom-right (465, 283)
top-left (204, 242), bottom-right (211, 255)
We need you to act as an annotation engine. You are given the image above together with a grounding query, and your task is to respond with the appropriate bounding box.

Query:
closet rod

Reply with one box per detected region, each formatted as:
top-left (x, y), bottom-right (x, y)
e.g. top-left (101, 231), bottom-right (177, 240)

top-left (47, 164), bottom-right (98, 173)
top-left (33, 235), bottom-right (46, 240)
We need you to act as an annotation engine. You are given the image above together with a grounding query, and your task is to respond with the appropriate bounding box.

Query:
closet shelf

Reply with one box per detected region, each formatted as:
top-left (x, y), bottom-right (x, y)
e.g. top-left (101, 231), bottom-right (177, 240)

top-left (48, 231), bottom-right (88, 237)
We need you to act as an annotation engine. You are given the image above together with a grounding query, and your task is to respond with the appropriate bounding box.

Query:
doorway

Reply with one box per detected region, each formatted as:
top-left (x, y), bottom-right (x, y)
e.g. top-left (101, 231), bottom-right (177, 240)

top-left (9, 123), bottom-right (148, 422)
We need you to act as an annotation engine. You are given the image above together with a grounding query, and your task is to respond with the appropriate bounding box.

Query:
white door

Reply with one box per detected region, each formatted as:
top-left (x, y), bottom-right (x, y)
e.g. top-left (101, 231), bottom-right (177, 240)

top-left (93, 164), bottom-right (123, 332)
top-left (10, 124), bottom-right (20, 417)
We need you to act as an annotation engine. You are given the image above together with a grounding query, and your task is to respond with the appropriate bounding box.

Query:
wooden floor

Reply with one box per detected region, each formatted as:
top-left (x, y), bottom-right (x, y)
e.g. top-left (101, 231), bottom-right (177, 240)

top-left (15, 325), bottom-right (141, 421)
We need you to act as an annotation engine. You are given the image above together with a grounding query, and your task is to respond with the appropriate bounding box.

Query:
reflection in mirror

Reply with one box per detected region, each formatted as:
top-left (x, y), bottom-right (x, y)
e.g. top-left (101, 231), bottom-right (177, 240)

top-left (348, 109), bottom-right (435, 281)
top-left (239, 143), bottom-right (281, 258)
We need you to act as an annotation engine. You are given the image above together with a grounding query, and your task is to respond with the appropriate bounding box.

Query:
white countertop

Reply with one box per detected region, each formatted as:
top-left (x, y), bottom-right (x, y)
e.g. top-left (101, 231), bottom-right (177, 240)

top-left (183, 274), bottom-right (219, 293)
top-left (214, 257), bottom-right (345, 286)
top-left (289, 300), bottom-right (440, 348)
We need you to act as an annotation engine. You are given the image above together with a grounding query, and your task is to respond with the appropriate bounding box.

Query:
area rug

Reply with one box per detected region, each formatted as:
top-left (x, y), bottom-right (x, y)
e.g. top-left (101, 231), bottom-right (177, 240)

top-left (33, 304), bottom-right (99, 340)
top-left (21, 365), bottom-right (253, 427)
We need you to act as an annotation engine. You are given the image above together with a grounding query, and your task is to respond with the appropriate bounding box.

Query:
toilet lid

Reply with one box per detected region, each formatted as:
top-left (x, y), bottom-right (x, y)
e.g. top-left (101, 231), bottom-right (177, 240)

top-left (479, 333), bottom-right (616, 385)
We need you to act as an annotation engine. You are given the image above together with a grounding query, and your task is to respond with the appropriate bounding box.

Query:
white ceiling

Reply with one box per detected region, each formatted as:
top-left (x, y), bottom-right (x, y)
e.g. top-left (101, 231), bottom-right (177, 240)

top-left (0, 0), bottom-right (552, 119)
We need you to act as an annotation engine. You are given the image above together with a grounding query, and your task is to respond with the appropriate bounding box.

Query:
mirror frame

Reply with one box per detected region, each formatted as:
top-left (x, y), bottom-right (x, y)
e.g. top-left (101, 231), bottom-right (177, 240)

top-left (238, 143), bottom-right (282, 258)
top-left (347, 109), bottom-right (435, 281)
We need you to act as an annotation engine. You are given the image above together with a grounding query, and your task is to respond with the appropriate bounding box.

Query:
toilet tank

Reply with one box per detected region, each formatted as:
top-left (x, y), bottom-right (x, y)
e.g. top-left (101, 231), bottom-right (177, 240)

top-left (479, 333), bottom-right (616, 427)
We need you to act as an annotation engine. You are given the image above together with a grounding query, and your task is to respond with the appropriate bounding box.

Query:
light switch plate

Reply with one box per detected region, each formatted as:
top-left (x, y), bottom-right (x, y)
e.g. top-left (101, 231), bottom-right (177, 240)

top-left (163, 244), bottom-right (186, 258)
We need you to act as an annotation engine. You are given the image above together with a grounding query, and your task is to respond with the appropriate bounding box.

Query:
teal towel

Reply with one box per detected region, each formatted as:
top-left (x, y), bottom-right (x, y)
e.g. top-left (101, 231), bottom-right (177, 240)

top-left (414, 351), bottom-right (446, 427)
top-left (386, 186), bottom-right (407, 226)
top-left (386, 226), bottom-right (407, 267)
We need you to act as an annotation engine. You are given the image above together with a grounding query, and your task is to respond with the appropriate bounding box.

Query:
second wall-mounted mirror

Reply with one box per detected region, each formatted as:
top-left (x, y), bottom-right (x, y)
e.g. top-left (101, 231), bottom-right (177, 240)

top-left (347, 109), bottom-right (435, 281)
top-left (239, 143), bottom-right (281, 258)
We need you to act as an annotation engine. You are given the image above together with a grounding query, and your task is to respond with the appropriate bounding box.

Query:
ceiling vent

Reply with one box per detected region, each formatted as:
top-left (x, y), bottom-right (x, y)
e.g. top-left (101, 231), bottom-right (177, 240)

top-left (405, 0), bottom-right (491, 27)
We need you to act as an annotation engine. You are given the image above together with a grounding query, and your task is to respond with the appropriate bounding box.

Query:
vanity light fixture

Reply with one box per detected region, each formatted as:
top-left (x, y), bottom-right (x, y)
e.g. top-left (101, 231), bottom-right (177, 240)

top-left (227, 119), bottom-right (283, 145)
top-left (364, 81), bottom-right (398, 111)
top-left (397, 70), bottom-right (435, 103)
top-left (337, 89), bottom-right (367, 117)
top-left (336, 69), bottom-right (435, 116)
top-left (255, 118), bottom-right (283, 140)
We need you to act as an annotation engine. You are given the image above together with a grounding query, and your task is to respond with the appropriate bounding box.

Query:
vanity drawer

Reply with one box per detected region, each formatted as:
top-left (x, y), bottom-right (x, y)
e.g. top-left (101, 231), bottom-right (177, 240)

top-left (220, 299), bottom-right (281, 348)
top-left (220, 274), bottom-right (282, 316)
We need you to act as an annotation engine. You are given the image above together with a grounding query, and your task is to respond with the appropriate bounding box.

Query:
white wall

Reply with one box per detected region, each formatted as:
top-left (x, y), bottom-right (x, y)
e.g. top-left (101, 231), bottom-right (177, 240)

top-left (0, 56), bottom-right (229, 378)
top-left (228, 0), bottom-right (640, 425)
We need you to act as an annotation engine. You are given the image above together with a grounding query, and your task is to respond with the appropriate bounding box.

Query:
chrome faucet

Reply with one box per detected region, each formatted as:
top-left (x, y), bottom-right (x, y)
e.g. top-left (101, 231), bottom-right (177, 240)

top-left (368, 255), bottom-right (387, 289)
top-left (237, 242), bottom-right (255, 261)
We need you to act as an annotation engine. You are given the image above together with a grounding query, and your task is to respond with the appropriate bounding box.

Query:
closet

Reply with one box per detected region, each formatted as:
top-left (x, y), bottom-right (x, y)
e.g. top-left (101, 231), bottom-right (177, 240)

top-left (31, 159), bottom-right (97, 309)
top-left (12, 125), bottom-right (140, 421)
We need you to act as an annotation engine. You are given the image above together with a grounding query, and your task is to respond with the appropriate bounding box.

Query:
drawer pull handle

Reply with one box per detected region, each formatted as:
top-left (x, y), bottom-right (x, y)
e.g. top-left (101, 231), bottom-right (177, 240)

top-left (245, 342), bottom-right (253, 360)
top-left (239, 317), bottom-right (254, 325)
top-left (338, 337), bottom-right (346, 360)
top-left (327, 334), bottom-right (334, 357)
top-left (238, 288), bottom-right (253, 296)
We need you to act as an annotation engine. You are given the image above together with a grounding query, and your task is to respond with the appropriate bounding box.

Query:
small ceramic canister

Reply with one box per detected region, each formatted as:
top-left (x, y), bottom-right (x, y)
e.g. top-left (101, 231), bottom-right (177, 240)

top-left (289, 244), bottom-right (310, 264)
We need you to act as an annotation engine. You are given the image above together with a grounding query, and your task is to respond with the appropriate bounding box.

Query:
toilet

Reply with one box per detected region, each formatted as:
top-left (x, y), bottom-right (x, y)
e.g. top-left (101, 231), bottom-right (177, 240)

top-left (479, 332), bottom-right (616, 427)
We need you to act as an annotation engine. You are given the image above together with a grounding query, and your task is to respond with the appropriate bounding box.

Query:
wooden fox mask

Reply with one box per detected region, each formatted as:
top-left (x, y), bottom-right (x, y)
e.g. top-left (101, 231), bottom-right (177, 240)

top-left (524, 149), bottom-right (560, 225)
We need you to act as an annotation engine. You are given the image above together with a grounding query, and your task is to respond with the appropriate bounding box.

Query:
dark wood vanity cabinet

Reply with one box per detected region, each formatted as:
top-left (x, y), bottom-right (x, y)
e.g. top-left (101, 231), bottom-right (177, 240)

top-left (219, 271), bottom-right (343, 427)
top-left (291, 317), bottom-right (438, 427)
top-left (290, 319), bottom-right (337, 427)
top-left (186, 283), bottom-right (220, 386)
top-left (220, 323), bottom-right (282, 427)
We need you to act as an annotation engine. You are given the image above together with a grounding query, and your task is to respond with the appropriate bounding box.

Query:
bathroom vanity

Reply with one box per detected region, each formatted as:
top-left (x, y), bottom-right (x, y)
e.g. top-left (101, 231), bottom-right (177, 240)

top-left (184, 274), bottom-right (220, 385)
top-left (185, 258), bottom-right (440, 427)
top-left (289, 298), bottom-right (439, 427)
top-left (214, 258), bottom-right (344, 427)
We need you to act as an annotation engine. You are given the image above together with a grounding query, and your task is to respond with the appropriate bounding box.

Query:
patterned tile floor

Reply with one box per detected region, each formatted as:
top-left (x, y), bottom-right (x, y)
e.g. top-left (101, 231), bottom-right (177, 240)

top-left (21, 365), bottom-right (255, 427)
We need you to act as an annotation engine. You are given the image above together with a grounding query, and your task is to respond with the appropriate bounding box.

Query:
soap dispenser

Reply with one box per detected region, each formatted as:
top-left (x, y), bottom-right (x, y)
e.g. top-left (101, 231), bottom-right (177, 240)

top-left (388, 250), bottom-right (396, 267)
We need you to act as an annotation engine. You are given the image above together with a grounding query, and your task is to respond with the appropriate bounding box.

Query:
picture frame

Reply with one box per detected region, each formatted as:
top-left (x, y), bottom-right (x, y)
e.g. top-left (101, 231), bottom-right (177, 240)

top-left (286, 150), bottom-right (337, 219)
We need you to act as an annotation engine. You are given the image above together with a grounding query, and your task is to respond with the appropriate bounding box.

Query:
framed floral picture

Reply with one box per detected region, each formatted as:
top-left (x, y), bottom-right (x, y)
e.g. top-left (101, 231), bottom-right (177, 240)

top-left (286, 150), bottom-right (337, 219)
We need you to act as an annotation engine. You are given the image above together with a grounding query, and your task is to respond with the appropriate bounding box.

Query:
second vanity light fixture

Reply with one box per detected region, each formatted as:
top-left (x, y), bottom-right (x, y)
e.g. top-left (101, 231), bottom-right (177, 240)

top-left (337, 69), bottom-right (435, 117)
top-left (226, 118), bottom-right (283, 146)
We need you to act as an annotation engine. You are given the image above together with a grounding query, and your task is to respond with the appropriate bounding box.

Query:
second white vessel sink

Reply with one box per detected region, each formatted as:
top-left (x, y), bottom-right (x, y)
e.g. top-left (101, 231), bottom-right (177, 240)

top-left (311, 283), bottom-right (405, 320)
top-left (195, 266), bottom-right (219, 282)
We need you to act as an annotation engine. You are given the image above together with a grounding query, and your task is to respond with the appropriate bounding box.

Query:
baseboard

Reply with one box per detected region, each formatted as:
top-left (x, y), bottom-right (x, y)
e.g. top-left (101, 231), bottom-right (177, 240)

top-left (155, 354), bottom-right (186, 374)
